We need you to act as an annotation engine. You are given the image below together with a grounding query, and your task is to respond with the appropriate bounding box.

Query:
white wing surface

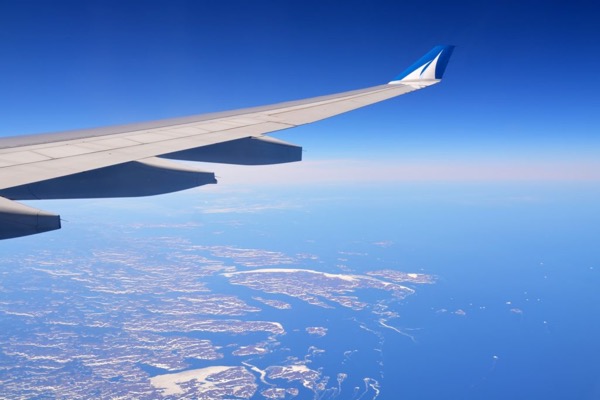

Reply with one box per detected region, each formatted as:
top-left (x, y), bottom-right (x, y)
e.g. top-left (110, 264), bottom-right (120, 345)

top-left (0, 45), bottom-right (454, 239)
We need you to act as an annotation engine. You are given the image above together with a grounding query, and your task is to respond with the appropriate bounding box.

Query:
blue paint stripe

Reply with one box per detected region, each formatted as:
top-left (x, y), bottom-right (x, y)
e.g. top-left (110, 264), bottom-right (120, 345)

top-left (393, 45), bottom-right (455, 81)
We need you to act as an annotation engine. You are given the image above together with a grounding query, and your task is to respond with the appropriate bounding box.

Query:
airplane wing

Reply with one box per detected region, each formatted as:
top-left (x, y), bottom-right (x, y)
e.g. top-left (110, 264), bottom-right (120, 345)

top-left (0, 45), bottom-right (454, 239)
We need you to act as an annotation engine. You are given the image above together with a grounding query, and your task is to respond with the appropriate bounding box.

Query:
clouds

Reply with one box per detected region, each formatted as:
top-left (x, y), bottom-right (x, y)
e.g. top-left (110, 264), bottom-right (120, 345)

top-left (199, 157), bottom-right (600, 188)
top-left (198, 200), bottom-right (299, 215)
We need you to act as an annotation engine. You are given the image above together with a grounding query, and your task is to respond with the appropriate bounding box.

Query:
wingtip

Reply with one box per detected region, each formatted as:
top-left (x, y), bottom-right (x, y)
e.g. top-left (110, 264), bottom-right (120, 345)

top-left (389, 45), bottom-right (455, 84)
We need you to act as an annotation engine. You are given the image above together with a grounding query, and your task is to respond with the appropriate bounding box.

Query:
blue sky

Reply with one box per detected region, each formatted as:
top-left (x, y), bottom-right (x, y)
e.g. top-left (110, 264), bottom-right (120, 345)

top-left (1, 4), bottom-right (599, 396)
top-left (0, 0), bottom-right (599, 180)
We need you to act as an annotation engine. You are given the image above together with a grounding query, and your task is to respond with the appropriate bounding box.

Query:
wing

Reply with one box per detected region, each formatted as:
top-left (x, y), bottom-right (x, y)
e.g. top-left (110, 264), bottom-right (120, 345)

top-left (0, 45), bottom-right (454, 239)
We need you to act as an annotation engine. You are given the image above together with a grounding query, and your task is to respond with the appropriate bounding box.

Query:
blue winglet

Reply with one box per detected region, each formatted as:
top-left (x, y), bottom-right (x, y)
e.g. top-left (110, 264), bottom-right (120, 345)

top-left (390, 45), bottom-right (455, 83)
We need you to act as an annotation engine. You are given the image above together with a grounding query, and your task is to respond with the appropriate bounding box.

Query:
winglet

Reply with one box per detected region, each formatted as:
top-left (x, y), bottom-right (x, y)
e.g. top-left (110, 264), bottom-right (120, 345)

top-left (389, 45), bottom-right (455, 84)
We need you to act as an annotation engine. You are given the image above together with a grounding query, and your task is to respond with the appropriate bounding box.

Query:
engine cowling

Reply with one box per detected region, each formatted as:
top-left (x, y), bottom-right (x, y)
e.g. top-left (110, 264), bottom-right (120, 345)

top-left (0, 197), bottom-right (61, 239)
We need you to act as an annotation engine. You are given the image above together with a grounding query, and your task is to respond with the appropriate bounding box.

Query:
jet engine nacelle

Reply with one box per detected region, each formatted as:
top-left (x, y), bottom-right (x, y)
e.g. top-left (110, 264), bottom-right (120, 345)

top-left (0, 197), bottom-right (61, 239)
top-left (161, 136), bottom-right (302, 165)
top-left (0, 157), bottom-right (216, 200)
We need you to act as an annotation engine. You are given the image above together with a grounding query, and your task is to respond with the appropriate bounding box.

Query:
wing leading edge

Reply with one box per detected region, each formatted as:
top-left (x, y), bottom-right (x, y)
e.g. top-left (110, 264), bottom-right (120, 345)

top-left (0, 45), bottom-right (454, 239)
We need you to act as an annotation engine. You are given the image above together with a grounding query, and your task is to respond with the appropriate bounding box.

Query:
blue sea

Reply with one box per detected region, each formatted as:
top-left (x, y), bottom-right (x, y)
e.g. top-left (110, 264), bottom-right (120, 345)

top-left (187, 182), bottom-right (600, 399)
top-left (4, 182), bottom-right (600, 399)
